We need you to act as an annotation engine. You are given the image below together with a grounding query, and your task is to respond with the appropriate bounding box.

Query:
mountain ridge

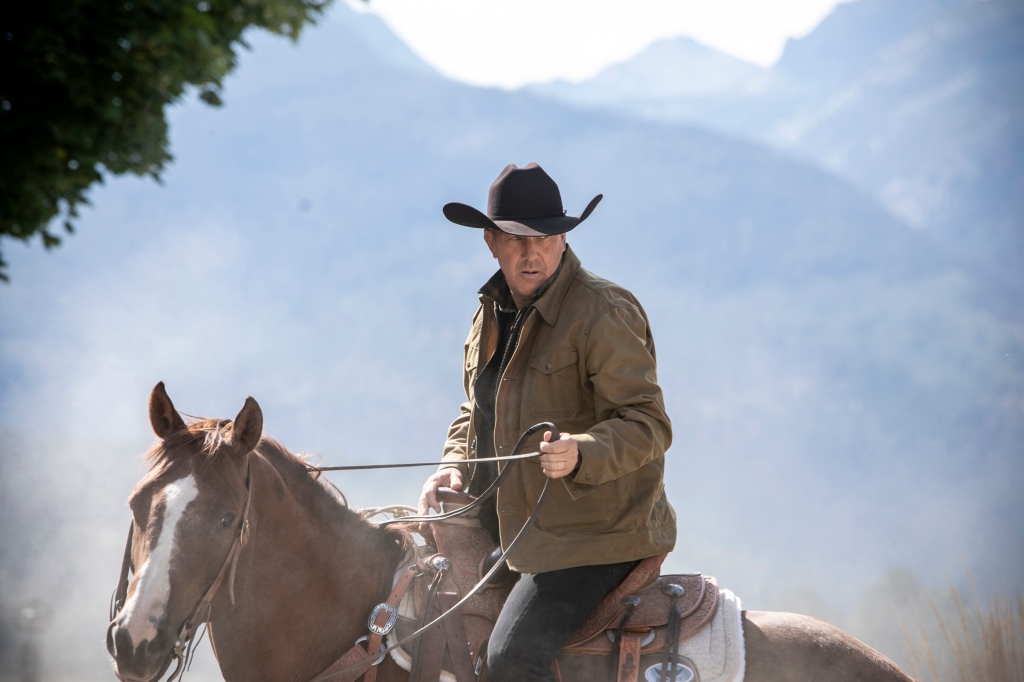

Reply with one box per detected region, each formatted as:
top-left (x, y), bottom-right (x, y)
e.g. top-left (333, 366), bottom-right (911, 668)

top-left (528, 0), bottom-right (1024, 279)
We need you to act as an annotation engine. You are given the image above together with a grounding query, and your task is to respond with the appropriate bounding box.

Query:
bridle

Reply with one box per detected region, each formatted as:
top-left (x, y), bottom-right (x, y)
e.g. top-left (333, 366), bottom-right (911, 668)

top-left (109, 464), bottom-right (254, 682)
top-left (109, 422), bottom-right (558, 682)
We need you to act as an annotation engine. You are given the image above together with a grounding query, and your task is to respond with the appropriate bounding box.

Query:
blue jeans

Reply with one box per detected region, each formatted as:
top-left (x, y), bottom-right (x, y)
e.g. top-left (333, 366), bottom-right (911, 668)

top-left (487, 560), bottom-right (638, 682)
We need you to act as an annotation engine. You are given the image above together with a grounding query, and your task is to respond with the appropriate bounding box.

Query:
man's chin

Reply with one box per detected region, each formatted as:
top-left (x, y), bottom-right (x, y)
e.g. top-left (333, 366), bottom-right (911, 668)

top-left (513, 275), bottom-right (543, 293)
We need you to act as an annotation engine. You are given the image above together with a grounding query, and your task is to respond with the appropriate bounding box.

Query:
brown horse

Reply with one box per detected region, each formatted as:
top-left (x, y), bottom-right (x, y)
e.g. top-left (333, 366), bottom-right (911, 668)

top-left (107, 384), bottom-right (914, 682)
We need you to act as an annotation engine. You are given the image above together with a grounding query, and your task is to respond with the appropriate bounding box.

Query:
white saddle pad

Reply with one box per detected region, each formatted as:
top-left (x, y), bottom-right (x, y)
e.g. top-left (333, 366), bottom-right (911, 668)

top-left (672, 587), bottom-right (745, 682)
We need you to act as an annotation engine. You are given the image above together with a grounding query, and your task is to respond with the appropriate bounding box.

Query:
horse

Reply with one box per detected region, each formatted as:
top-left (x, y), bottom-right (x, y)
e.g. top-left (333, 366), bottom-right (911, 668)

top-left (107, 384), bottom-right (915, 682)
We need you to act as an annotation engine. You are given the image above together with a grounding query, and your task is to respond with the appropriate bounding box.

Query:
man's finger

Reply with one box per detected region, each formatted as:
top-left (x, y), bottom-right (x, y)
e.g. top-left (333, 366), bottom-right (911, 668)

top-left (424, 486), bottom-right (441, 514)
top-left (449, 470), bottom-right (464, 491)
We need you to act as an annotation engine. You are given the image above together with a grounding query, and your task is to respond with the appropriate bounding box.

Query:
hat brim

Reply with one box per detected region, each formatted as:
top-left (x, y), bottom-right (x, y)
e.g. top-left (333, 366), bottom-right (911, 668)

top-left (443, 194), bottom-right (603, 237)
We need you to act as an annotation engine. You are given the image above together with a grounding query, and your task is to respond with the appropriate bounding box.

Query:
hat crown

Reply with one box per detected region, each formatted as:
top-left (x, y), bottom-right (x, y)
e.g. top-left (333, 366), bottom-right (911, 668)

top-left (487, 163), bottom-right (564, 220)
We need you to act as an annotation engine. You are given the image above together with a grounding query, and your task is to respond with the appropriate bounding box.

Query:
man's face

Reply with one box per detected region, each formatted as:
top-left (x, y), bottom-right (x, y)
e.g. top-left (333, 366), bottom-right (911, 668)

top-left (484, 229), bottom-right (567, 309)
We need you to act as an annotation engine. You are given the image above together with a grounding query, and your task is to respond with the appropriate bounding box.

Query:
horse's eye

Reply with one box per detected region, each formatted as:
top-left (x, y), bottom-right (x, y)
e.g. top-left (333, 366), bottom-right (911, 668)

top-left (220, 513), bottom-right (236, 528)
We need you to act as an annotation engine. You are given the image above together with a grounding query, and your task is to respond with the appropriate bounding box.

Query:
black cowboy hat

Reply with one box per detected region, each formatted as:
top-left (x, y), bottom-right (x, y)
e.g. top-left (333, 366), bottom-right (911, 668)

top-left (443, 162), bottom-right (602, 237)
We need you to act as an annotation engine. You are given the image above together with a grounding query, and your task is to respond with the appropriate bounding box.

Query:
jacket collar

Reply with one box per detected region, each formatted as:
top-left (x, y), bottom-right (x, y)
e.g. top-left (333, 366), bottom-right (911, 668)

top-left (477, 244), bottom-right (581, 326)
top-left (532, 244), bottom-right (580, 326)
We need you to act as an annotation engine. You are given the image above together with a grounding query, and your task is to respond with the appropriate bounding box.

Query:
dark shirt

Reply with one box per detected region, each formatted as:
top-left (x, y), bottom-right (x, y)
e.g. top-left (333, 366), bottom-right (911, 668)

top-left (470, 263), bottom-right (561, 540)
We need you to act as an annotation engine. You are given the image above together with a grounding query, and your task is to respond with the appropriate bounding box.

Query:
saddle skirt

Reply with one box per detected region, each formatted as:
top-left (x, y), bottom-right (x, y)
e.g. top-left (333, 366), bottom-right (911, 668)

top-left (387, 514), bottom-right (739, 682)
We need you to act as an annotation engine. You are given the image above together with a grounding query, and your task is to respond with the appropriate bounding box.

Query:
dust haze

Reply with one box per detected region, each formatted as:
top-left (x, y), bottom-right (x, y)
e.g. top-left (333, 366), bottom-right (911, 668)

top-left (1, 0), bottom-right (1022, 679)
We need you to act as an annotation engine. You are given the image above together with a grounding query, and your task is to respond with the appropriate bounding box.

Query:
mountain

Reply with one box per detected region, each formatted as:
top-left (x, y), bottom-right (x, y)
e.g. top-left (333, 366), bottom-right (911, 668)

top-left (0, 2), bottom-right (1021, 679)
top-left (530, 0), bottom-right (1024, 280)
top-left (529, 37), bottom-right (767, 108)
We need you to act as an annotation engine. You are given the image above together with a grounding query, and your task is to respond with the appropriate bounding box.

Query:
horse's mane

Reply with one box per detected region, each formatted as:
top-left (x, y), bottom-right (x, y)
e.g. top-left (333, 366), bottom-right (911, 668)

top-left (139, 418), bottom-right (412, 558)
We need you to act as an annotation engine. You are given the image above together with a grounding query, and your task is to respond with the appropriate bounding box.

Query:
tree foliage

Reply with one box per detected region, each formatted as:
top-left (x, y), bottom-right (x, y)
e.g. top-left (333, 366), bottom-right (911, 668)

top-left (0, 0), bottom-right (333, 280)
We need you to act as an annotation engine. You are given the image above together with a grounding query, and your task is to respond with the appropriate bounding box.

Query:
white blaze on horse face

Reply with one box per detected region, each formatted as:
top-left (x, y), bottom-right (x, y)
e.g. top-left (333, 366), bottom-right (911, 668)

top-left (122, 475), bottom-right (199, 647)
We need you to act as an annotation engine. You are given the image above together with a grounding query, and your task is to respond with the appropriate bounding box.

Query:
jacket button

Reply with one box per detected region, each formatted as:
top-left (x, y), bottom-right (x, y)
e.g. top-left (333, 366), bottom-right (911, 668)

top-left (545, 362), bottom-right (552, 370)
top-left (585, 474), bottom-right (592, 481)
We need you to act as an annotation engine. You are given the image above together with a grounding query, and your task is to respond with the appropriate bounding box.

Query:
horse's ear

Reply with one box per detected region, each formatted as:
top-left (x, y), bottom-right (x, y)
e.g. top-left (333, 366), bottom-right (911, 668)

top-left (231, 397), bottom-right (263, 455)
top-left (149, 381), bottom-right (186, 439)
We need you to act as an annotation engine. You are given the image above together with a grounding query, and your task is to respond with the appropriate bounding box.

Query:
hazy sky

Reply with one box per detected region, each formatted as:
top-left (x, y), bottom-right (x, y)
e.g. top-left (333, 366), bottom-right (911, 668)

top-left (349, 0), bottom-right (848, 87)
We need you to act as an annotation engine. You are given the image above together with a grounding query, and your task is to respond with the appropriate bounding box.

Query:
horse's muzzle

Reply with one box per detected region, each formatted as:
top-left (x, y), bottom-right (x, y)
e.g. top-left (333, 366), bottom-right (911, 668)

top-left (107, 619), bottom-right (175, 682)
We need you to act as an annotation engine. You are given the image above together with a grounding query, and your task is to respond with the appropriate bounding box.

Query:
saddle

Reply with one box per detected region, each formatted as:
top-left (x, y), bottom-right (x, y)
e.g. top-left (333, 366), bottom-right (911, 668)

top-left (387, 495), bottom-right (719, 682)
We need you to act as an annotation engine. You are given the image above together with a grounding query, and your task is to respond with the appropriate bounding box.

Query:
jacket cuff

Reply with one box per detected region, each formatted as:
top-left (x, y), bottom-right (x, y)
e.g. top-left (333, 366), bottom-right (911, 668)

top-left (563, 434), bottom-right (602, 500)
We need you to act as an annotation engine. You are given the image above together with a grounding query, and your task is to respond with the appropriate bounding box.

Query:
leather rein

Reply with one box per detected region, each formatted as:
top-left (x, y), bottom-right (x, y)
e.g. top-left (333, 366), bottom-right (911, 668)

top-left (109, 422), bottom-right (559, 682)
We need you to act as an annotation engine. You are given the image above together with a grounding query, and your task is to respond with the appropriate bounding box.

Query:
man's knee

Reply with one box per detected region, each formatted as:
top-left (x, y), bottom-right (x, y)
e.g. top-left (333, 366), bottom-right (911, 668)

top-left (487, 636), bottom-right (555, 682)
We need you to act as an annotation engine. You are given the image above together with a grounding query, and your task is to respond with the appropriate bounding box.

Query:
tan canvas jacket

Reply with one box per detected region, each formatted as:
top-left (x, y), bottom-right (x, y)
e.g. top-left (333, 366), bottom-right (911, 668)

top-left (440, 244), bottom-right (676, 573)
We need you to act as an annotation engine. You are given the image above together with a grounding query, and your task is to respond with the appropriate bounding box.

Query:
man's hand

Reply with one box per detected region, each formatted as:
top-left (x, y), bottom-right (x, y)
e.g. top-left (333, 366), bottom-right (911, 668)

top-left (539, 430), bottom-right (579, 479)
top-left (418, 468), bottom-right (465, 515)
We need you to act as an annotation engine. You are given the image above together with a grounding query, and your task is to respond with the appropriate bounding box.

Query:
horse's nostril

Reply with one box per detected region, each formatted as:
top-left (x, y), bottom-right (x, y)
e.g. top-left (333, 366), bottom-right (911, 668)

top-left (113, 626), bottom-right (134, 659)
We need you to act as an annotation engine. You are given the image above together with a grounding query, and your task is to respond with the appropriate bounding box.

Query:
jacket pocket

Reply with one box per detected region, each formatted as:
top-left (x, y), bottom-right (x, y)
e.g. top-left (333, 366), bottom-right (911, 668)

top-left (526, 350), bottom-right (579, 417)
top-left (537, 478), bottom-right (620, 535)
top-left (466, 342), bottom-right (480, 374)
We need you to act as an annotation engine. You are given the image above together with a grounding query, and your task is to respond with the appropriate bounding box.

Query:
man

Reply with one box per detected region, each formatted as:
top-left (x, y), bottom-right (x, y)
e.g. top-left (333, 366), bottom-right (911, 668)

top-left (418, 163), bottom-right (676, 681)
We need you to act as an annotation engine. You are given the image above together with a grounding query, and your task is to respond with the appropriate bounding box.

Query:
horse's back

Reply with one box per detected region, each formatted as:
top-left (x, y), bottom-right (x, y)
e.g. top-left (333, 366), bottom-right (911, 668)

top-left (742, 610), bottom-right (915, 682)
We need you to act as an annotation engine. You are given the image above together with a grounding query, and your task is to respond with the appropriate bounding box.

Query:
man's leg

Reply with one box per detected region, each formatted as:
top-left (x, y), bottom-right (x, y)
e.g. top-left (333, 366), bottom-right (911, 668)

top-left (487, 561), bottom-right (637, 682)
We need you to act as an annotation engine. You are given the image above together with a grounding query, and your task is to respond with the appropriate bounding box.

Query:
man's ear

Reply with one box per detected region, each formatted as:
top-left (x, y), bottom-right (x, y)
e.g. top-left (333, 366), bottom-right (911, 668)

top-left (483, 228), bottom-right (499, 258)
top-left (149, 382), bottom-right (186, 439)
top-left (231, 397), bottom-right (263, 455)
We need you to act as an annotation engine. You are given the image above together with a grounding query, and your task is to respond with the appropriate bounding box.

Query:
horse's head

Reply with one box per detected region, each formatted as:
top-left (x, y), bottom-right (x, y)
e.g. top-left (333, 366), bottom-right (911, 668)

top-left (107, 382), bottom-right (263, 682)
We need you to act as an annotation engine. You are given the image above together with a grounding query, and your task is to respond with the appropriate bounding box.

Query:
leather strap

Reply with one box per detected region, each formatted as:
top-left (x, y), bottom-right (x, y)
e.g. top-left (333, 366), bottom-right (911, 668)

top-left (312, 644), bottom-right (374, 682)
top-left (616, 632), bottom-right (643, 682)
top-left (659, 591), bottom-right (682, 682)
top-left (363, 566), bottom-right (418, 682)
top-left (110, 520), bottom-right (134, 621)
top-left (311, 565), bottom-right (419, 682)
top-left (437, 592), bottom-right (475, 682)
top-left (409, 614), bottom-right (447, 682)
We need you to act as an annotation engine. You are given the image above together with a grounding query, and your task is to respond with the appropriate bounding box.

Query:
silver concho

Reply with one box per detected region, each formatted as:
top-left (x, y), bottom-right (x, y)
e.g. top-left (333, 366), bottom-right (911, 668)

top-left (367, 603), bottom-right (399, 636)
top-left (644, 662), bottom-right (695, 682)
top-left (661, 583), bottom-right (685, 598)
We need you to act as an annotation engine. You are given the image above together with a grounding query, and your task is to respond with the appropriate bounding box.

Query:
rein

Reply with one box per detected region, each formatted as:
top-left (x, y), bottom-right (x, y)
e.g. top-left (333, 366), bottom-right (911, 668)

top-left (309, 449), bottom-right (545, 471)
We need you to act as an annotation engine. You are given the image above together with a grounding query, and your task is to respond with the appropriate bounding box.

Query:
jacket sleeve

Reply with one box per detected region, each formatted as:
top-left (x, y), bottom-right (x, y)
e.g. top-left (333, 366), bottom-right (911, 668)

top-left (440, 401), bottom-right (472, 478)
top-left (565, 304), bottom-right (672, 497)
top-left (440, 318), bottom-right (481, 478)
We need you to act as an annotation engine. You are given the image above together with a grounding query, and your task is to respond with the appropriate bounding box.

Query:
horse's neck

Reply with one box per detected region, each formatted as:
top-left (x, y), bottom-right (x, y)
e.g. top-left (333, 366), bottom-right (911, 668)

top-left (212, 450), bottom-right (401, 682)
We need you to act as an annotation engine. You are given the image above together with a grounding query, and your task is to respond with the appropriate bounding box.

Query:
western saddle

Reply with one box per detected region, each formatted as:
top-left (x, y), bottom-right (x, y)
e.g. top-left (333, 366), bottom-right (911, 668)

top-left (385, 490), bottom-right (719, 682)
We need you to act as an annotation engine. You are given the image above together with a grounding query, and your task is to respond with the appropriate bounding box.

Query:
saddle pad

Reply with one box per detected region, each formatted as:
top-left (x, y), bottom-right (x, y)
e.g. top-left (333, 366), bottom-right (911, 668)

top-left (677, 589), bottom-right (745, 682)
